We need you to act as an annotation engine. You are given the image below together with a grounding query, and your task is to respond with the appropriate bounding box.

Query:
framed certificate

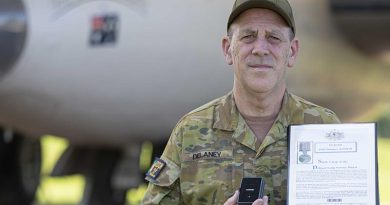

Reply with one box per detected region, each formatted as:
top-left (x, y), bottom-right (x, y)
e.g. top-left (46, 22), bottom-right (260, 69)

top-left (287, 123), bottom-right (379, 205)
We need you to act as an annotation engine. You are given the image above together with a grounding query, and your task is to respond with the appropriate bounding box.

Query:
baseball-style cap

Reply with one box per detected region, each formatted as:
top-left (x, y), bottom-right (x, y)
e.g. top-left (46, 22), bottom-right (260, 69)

top-left (227, 0), bottom-right (295, 34)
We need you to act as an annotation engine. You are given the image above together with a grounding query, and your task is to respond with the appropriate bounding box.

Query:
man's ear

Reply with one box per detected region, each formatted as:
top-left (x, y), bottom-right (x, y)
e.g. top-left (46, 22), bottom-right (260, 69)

top-left (222, 36), bottom-right (233, 65)
top-left (287, 38), bottom-right (299, 68)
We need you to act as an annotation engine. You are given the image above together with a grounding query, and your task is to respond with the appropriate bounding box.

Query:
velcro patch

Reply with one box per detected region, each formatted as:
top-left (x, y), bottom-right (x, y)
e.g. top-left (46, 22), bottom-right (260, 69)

top-left (146, 158), bottom-right (166, 180)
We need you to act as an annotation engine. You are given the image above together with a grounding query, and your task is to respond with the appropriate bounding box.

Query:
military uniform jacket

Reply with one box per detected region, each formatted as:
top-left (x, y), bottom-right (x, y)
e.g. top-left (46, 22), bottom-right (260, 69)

top-left (141, 91), bottom-right (340, 205)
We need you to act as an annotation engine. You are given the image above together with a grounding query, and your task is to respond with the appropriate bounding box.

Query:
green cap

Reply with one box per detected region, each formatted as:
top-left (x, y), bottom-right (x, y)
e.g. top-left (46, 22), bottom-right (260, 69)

top-left (227, 0), bottom-right (295, 34)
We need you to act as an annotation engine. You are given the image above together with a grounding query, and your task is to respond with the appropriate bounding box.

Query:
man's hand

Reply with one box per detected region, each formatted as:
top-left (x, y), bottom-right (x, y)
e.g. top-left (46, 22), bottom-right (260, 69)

top-left (223, 191), bottom-right (269, 205)
top-left (223, 191), bottom-right (239, 205)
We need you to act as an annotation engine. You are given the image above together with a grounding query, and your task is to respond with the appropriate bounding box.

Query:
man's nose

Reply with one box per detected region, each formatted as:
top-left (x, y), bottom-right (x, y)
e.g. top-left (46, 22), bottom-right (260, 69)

top-left (251, 38), bottom-right (270, 56)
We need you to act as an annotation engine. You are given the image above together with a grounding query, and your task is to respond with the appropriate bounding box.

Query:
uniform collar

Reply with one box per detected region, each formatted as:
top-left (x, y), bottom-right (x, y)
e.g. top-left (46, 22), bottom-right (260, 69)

top-left (212, 90), bottom-right (298, 152)
top-left (212, 91), bottom-right (239, 132)
top-left (212, 90), bottom-right (296, 131)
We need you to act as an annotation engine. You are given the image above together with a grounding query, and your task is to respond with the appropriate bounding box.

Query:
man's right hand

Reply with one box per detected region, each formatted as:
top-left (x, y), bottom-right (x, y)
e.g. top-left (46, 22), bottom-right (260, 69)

top-left (223, 191), bottom-right (269, 205)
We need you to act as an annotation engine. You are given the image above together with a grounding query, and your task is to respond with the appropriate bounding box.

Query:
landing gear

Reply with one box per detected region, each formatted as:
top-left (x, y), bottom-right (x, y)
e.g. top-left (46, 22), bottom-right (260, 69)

top-left (52, 146), bottom-right (137, 205)
top-left (51, 140), bottom-right (167, 205)
top-left (0, 130), bottom-right (41, 205)
top-left (80, 149), bottom-right (126, 205)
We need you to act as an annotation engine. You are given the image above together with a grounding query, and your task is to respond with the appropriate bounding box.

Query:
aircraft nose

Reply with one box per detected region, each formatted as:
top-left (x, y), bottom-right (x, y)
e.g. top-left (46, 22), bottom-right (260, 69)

top-left (0, 0), bottom-right (27, 78)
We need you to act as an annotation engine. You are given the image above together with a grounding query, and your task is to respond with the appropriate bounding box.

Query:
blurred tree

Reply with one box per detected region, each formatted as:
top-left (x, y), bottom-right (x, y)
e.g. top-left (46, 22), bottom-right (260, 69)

top-left (377, 109), bottom-right (390, 138)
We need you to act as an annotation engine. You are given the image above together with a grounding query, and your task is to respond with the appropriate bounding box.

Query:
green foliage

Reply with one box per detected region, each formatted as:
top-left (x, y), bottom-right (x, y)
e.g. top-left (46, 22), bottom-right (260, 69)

top-left (378, 138), bottom-right (390, 203)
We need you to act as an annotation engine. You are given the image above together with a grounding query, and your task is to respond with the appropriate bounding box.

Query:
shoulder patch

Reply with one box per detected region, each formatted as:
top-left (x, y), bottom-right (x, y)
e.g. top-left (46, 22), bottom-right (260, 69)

top-left (146, 158), bottom-right (166, 180)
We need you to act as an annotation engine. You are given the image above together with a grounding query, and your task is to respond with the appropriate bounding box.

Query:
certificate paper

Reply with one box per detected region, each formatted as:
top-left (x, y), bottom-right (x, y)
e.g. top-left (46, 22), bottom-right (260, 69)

top-left (287, 123), bottom-right (378, 205)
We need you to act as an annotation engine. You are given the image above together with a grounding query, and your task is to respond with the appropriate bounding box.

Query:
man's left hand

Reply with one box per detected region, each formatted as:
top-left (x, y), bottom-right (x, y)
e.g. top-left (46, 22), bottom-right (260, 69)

top-left (223, 191), bottom-right (269, 205)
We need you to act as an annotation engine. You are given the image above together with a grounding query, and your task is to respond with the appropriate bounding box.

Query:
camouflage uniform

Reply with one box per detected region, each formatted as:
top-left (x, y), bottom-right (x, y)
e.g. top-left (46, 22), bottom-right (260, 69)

top-left (141, 91), bottom-right (340, 205)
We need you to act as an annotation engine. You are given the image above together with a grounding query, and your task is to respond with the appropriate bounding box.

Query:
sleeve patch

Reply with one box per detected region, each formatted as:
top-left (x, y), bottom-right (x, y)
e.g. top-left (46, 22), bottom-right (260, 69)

top-left (146, 158), bottom-right (166, 180)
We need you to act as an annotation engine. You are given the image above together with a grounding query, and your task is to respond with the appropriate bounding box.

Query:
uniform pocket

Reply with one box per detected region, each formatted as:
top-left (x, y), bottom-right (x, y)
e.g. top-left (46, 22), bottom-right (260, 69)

top-left (181, 148), bottom-right (234, 205)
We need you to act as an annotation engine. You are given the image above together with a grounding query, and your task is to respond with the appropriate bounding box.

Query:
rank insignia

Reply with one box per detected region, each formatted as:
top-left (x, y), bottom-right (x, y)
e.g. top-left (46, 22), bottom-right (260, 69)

top-left (146, 158), bottom-right (166, 180)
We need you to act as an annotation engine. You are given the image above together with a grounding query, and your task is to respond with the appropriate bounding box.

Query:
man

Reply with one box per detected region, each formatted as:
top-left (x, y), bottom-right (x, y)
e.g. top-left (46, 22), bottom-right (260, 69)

top-left (141, 0), bottom-right (339, 204)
